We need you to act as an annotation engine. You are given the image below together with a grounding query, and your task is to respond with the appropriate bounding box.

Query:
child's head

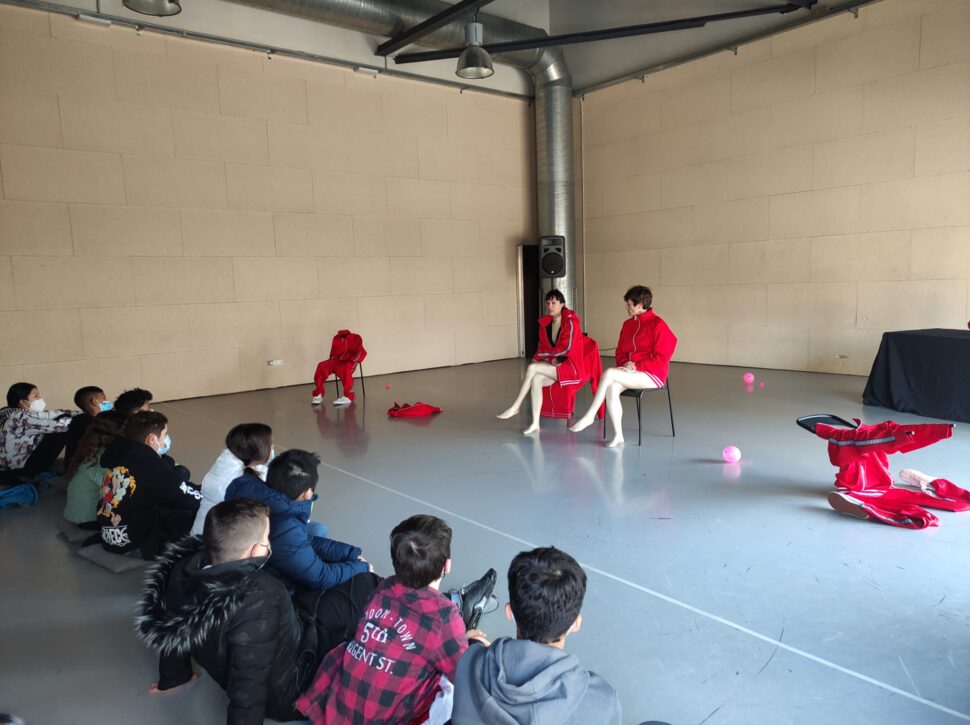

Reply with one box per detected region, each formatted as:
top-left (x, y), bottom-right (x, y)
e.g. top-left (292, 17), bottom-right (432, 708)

top-left (266, 449), bottom-right (320, 500)
top-left (507, 547), bottom-right (587, 644)
top-left (6, 382), bottom-right (39, 410)
top-left (74, 386), bottom-right (106, 416)
top-left (123, 410), bottom-right (168, 453)
top-left (389, 515), bottom-right (452, 588)
top-left (66, 411), bottom-right (125, 479)
top-left (114, 388), bottom-right (153, 418)
top-left (204, 498), bottom-right (271, 565)
top-left (226, 423), bottom-right (274, 467)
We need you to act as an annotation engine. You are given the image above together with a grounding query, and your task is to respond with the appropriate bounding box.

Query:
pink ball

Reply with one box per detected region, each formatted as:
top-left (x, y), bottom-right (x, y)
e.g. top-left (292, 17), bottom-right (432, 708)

top-left (384, 383), bottom-right (391, 390)
top-left (722, 445), bottom-right (741, 463)
top-left (742, 372), bottom-right (755, 384)
top-left (758, 381), bottom-right (765, 388)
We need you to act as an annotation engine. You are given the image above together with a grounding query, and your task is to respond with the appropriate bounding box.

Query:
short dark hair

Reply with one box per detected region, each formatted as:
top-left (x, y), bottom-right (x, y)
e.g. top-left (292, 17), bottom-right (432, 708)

top-left (6, 382), bottom-right (36, 409)
top-left (123, 410), bottom-right (167, 444)
top-left (114, 388), bottom-right (153, 417)
top-left (544, 289), bottom-right (566, 304)
top-left (624, 285), bottom-right (652, 310)
top-left (508, 547), bottom-right (587, 644)
top-left (390, 515), bottom-right (452, 589)
top-left (266, 449), bottom-right (319, 500)
top-left (73, 386), bottom-right (104, 411)
top-left (226, 423), bottom-right (273, 466)
top-left (203, 498), bottom-right (270, 565)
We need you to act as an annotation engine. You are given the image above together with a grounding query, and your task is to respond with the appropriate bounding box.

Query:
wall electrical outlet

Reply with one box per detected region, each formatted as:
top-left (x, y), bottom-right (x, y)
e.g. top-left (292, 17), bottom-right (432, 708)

top-left (267, 359), bottom-right (284, 366)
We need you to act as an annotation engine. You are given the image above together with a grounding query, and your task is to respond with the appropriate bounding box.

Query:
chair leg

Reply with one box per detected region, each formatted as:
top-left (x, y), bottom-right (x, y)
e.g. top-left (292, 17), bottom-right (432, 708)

top-left (358, 362), bottom-right (365, 398)
top-left (634, 396), bottom-right (640, 446)
top-left (666, 383), bottom-right (675, 437)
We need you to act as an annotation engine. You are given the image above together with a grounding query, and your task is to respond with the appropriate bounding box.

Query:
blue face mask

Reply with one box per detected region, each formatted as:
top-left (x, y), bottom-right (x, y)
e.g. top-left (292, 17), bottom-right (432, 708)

top-left (99, 400), bottom-right (113, 413)
top-left (157, 434), bottom-right (172, 456)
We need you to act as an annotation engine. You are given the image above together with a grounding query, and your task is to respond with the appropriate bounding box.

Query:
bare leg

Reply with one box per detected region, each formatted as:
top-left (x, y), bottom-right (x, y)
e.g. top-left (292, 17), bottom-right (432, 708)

top-left (498, 362), bottom-right (558, 419)
top-left (570, 368), bottom-right (659, 438)
top-left (605, 382), bottom-right (625, 447)
top-left (523, 375), bottom-right (556, 435)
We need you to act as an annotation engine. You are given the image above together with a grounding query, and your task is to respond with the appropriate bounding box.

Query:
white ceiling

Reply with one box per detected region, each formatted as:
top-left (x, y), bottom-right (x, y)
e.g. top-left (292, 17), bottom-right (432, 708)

top-left (27, 0), bottom-right (873, 96)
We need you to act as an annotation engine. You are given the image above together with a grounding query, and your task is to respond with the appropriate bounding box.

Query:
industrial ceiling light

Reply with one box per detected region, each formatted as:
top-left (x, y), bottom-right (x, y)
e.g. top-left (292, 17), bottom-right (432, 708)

top-left (122, 0), bottom-right (182, 17)
top-left (456, 19), bottom-right (493, 79)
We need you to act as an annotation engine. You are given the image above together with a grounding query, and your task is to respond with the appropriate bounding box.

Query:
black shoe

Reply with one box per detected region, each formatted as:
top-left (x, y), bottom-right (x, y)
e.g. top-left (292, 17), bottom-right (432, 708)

top-left (448, 568), bottom-right (497, 630)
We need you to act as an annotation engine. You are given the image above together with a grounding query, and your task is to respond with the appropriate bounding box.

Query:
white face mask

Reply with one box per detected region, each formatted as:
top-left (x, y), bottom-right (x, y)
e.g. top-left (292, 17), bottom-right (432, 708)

top-left (29, 398), bottom-right (46, 413)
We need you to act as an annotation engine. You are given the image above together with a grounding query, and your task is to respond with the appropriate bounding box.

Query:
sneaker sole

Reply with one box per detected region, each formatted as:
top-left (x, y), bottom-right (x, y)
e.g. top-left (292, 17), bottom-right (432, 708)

top-left (827, 491), bottom-right (869, 520)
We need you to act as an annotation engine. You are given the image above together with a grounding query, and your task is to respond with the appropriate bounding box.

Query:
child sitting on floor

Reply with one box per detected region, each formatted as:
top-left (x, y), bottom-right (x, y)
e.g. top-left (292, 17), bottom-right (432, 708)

top-left (64, 411), bottom-right (125, 527)
top-left (65, 386), bottom-right (111, 465)
top-left (0, 382), bottom-right (76, 484)
top-left (297, 514), bottom-right (496, 725)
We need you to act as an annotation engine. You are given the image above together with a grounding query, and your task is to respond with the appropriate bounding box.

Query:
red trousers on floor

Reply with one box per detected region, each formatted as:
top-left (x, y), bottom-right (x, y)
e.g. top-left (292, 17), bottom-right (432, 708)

top-left (817, 420), bottom-right (970, 529)
top-left (313, 360), bottom-right (357, 400)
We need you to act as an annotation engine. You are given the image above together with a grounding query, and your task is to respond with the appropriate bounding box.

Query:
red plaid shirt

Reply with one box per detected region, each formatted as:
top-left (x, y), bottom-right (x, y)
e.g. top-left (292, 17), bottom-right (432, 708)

top-left (297, 576), bottom-right (468, 724)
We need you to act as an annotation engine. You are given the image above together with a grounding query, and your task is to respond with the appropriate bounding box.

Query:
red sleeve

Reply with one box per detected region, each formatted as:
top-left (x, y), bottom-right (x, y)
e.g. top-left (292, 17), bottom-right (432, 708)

top-left (614, 322), bottom-right (631, 368)
top-left (430, 607), bottom-right (469, 681)
top-left (535, 314), bottom-right (579, 361)
top-left (338, 335), bottom-right (366, 363)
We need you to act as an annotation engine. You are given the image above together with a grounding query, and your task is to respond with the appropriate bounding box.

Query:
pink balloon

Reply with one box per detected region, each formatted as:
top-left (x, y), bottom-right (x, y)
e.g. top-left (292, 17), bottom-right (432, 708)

top-left (384, 383), bottom-right (391, 390)
top-left (722, 445), bottom-right (741, 463)
top-left (742, 372), bottom-right (755, 384)
top-left (758, 381), bottom-right (765, 388)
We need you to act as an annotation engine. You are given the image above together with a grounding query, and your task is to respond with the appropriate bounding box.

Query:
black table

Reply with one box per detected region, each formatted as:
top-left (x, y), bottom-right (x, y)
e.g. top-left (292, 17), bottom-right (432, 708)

top-left (863, 328), bottom-right (970, 423)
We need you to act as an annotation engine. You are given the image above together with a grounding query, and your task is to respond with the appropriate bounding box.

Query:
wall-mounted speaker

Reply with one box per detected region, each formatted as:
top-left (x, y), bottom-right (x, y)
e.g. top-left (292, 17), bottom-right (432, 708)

top-left (538, 235), bottom-right (566, 278)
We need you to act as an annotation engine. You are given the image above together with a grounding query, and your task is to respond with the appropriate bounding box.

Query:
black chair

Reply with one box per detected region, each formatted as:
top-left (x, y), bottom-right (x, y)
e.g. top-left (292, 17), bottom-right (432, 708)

top-left (331, 361), bottom-right (366, 400)
top-left (795, 413), bottom-right (858, 435)
top-left (603, 379), bottom-right (675, 446)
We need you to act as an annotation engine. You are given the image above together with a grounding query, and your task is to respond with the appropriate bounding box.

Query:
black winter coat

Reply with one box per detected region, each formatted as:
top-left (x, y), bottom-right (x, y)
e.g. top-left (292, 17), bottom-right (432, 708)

top-left (136, 536), bottom-right (319, 725)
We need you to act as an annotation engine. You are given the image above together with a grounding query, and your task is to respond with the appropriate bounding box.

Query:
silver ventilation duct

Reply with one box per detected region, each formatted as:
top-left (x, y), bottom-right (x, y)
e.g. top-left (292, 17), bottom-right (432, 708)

top-left (224, 0), bottom-right (577, 311)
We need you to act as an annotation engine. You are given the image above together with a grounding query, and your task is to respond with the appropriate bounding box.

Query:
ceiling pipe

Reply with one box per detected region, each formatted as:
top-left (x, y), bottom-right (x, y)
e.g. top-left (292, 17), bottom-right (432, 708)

top-left (223, 0), bottom-right (578, 312)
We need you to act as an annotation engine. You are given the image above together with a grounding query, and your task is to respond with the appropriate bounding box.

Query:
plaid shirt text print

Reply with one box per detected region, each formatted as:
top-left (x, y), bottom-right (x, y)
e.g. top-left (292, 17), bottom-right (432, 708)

top-left (297, 576), bottom-right (468, 724)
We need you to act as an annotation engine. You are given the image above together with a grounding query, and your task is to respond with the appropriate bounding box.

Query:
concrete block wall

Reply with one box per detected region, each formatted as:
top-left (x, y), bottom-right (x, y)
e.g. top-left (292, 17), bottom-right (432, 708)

top-left (0, 4), bottom-right (535, 407)
top-left (581, 0), bottom-right (970, 375)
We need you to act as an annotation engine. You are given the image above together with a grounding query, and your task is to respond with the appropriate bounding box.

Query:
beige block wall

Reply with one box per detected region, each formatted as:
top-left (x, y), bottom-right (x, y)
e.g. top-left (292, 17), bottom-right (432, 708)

top-left (581, 0), bottom-right (970, 375)
top-left (0, 5), bottom-right (534, 407)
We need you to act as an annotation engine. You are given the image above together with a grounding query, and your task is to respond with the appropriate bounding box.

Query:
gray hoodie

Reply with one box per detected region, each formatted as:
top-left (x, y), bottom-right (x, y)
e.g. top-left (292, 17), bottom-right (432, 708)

top-left (451, 637), bottom-right (622, 725)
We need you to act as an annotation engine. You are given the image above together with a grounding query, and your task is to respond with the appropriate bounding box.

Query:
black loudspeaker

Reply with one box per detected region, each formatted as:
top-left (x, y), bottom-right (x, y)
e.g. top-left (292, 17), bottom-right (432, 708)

top-left (538, 235), bottom-right (566, 278)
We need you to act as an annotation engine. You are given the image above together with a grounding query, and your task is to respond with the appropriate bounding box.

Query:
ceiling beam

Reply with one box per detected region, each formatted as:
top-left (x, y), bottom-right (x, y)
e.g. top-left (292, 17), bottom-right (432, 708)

top-left (376, 0), bottom-right (497, 57)
top-left (394, 1), bottom-right (816, 64)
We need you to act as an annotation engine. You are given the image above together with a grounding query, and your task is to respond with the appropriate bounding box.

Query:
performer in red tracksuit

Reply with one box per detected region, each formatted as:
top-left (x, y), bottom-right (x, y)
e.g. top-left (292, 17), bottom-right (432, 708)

top-left (497, 290), bottom-right (586, 435)
top-left (571, 285), bottom-right (677, 447)
top-left (311, 330), bottom-right (366, 406)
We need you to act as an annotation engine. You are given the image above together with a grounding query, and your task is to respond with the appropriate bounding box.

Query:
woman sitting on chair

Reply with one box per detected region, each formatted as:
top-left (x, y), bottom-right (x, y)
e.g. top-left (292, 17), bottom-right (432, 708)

top-left (570, 285), bottom-right (677, 448)
top-left (498, 289), bottom-right (585, 435)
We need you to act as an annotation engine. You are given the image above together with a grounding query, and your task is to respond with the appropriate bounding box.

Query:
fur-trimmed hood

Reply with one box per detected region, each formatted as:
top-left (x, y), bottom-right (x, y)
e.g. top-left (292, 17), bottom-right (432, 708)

top-left (135, 535), bottom-right (268, 656)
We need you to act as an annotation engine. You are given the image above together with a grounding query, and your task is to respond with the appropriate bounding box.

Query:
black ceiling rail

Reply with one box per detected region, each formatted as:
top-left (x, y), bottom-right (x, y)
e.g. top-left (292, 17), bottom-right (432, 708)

top-left (376, 0), bottom-right (497, 57)
top-left (393, 1), bottom-right (817, 64)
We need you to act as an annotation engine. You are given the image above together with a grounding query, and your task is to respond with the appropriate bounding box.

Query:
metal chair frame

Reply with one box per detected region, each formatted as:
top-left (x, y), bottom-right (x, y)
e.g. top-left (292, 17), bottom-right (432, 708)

top-left (331, 361), bottom-right (366, 399)
top-left (602, 379), bottom-right (675, 446)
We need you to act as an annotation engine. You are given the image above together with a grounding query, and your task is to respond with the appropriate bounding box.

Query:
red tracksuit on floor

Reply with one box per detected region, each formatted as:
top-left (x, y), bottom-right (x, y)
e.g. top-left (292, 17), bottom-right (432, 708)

top-left (313, 330), bottom-right (366, 401)
top-left (816, 420), bottom-right (970, 529)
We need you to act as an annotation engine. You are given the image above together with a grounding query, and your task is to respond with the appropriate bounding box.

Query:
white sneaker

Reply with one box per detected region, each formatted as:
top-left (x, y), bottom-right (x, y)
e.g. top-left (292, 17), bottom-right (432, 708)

top-left (333, 396), bottom-right (352, 406)
top-left (899, 468), bottom-right (934, 491)
top-left (311, 395), bottom-right (323, 405)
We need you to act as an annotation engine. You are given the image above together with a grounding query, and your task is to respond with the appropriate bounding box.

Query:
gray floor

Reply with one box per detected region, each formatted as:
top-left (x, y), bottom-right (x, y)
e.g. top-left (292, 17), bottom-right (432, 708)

top-left (2, 359), bottom-right (969, 725)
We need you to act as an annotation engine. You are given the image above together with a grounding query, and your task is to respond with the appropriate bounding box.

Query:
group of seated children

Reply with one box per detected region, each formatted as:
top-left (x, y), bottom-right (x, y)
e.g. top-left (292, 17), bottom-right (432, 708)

top-left (3, 380), bottom-right (623, 723)
top-left (139, 488), bottom-right (620, 724)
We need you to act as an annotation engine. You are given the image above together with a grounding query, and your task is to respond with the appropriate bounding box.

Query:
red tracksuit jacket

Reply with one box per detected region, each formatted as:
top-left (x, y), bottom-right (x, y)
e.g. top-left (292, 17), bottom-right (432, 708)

top-left (328, 330), bottom-right (367, 363)
top-left (534, 308), bottom-right (585, 387)
top-left (615, 310), bottom-right (676, 386)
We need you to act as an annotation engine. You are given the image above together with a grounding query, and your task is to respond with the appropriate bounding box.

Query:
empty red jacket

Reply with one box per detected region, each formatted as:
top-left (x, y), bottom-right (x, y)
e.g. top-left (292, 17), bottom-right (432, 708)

top-left (615, 310), bottom-right (676, 385)
top-left (328, 330), bottom-right (366, 363)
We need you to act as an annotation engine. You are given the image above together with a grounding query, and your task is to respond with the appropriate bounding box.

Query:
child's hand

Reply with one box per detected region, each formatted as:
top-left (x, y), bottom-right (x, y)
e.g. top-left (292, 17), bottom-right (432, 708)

top-left (466, 630), bottom-right (490, 646)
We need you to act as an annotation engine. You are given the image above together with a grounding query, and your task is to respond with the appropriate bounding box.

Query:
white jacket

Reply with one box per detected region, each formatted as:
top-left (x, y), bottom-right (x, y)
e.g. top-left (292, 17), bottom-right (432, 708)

top-left (190, 448), bottom-right (267, 535)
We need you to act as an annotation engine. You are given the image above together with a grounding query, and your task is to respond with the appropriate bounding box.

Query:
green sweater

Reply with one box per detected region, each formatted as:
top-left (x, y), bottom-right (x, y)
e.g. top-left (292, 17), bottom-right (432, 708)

top-left (63, 449), bottom-right (106, 525)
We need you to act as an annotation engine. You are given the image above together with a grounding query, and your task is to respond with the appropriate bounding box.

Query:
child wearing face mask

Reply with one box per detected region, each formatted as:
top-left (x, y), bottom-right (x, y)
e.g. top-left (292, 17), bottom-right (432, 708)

top-left (191, 423), bottom-right (277, 536)
top-left (0, 382), bottom-right (77, 484)
top-left (64, 386), bottom-right (112, 465)
top-left (98, 410), bottom-right (202, 559)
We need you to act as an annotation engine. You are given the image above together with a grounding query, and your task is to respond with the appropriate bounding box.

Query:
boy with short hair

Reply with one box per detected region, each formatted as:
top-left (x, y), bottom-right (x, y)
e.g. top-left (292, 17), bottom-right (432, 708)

top-left (113, 387), bottom-right (153, 418)
top-left (65, 386), bottom-right (110, 465)
top-left (98, 410), bottom-right (201, 559)
top-left (451, 546), bottom-right (622, 724)
top-left (297, 514), bottom-right (497, 725)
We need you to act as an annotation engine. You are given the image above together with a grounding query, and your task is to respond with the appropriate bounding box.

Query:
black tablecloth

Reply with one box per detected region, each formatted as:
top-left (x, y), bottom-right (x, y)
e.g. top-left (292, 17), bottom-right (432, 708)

top-left (863, 328), bottom-right (970, 423)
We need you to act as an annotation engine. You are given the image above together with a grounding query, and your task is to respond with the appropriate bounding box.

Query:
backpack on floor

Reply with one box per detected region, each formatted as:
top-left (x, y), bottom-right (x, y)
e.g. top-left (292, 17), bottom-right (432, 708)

top-left (0, 482), bottom-right (39, 510)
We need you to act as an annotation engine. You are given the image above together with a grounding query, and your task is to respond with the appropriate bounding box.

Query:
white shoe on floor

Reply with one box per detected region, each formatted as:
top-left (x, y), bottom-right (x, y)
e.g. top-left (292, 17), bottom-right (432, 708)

top-left (311, 395), bottom-right (323, 405)
top-left (333, 396), bottom-right (352, 406)
top-left (899, 468), bottom-right (935, 491)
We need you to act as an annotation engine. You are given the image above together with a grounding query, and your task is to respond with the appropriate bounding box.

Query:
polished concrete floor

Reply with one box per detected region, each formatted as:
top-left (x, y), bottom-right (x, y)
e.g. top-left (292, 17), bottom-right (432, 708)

top-left (2, 359), bottom-right (969, 725)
